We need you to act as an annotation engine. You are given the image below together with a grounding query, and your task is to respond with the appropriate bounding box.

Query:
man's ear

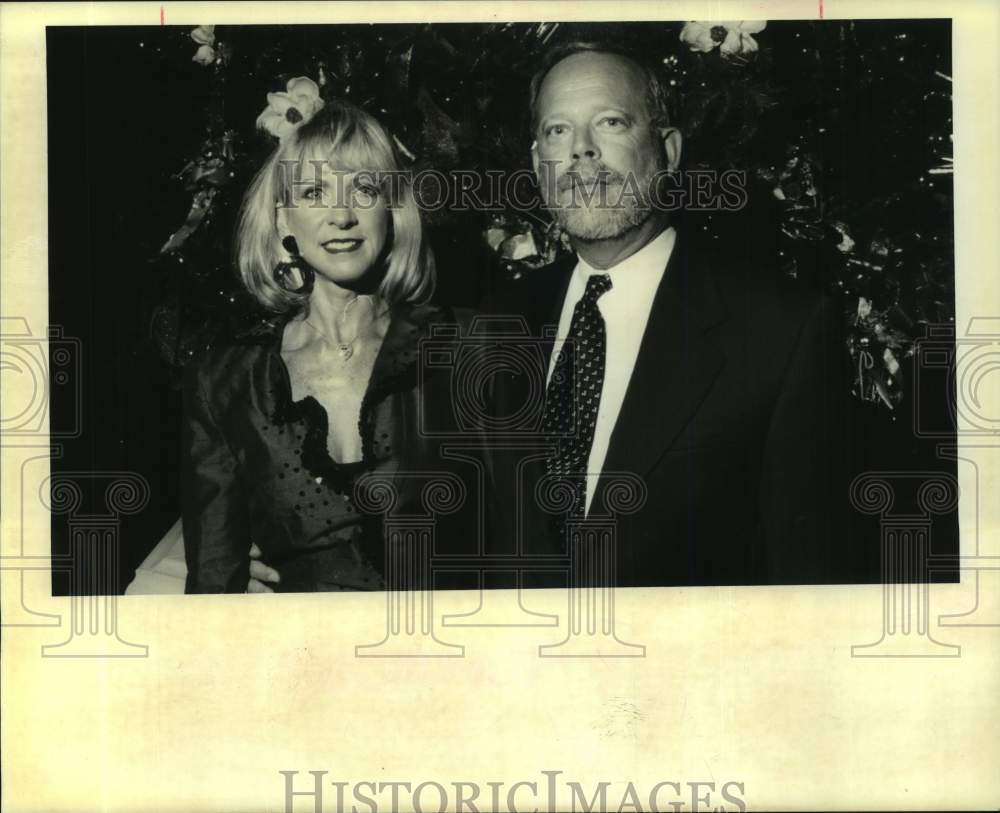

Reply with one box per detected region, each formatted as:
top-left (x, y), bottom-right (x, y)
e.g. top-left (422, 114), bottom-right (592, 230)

top-left (659, 127), bottom-right (683, 172)
top-left (530, 139), bottom-right (540, 176)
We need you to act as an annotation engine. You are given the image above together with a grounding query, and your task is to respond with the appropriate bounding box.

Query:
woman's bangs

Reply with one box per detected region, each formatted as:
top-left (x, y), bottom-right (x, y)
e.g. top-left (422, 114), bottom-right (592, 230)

top-left (286, 119), bottom-right (395, 187)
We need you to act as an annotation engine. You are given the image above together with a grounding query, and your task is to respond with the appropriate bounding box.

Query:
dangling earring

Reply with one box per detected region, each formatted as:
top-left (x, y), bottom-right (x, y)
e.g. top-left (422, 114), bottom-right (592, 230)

top-left (273, 235), bottom-right (315, 295)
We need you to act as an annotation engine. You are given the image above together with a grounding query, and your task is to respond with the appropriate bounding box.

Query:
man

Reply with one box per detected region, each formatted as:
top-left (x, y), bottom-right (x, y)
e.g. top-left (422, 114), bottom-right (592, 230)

top-left (483, 41), bottom-right (866, 587)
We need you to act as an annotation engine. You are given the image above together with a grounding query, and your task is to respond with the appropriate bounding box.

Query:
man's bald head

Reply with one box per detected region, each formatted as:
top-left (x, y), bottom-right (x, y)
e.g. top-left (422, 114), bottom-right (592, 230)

top-left (528, 41), bottom-right (673, 138)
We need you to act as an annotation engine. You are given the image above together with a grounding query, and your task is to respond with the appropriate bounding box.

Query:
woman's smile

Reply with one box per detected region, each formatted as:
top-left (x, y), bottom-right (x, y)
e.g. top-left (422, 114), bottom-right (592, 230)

top-left (321, 237), bottom-right (364, 253)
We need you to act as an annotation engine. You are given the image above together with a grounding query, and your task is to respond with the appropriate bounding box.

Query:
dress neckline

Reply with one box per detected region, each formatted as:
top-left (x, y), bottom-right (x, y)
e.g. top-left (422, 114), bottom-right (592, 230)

top-left (276, 309), bottom-right (386, 467)
top-left (261, 300), bottom-right (449, 486)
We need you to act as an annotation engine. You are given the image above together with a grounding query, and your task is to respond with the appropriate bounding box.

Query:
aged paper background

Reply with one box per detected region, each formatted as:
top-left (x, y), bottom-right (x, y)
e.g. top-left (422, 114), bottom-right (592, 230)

top-left (2, 1), bottom-right (998, 811)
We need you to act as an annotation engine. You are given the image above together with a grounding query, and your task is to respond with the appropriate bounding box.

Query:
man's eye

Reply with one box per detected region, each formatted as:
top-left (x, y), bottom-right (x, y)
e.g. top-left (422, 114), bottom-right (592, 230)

top-left (546, 124), bottom-right (568, 137)
top-left (600, 117), bottom-right (626, 129)
top-left (302, 187), bottom-right (322, 200)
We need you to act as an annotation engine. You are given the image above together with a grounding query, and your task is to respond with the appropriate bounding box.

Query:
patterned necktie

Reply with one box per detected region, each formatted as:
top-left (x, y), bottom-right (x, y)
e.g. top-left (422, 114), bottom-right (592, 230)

top-left (541, 273), bottom-right (612, 516)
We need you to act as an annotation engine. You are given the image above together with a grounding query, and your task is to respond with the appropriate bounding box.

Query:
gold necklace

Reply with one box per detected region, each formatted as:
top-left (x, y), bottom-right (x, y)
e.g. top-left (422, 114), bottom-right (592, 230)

top-left (305, 295), bottom-right (373, 361)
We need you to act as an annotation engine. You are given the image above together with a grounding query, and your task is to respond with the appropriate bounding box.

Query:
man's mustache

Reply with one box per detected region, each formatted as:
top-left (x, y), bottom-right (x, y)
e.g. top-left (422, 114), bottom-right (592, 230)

top-left (555, 163), bottom-right (627, 193)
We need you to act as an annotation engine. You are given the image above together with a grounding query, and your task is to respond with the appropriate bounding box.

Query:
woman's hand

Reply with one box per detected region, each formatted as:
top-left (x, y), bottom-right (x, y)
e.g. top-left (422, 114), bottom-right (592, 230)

top-left (248, 543), bottom-right (281, 593)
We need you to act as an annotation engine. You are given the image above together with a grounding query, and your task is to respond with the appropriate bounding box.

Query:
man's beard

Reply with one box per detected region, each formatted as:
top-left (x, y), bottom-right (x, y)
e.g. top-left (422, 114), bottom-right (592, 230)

top-left (547, 164), bottom-right (655, 241)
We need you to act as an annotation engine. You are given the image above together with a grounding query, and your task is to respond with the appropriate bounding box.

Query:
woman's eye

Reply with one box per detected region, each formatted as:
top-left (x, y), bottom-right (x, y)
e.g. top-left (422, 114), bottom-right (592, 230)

top-left (302, 187), bottom-right (322, 201)
top-left (351, 186), bottom-right (378, 208)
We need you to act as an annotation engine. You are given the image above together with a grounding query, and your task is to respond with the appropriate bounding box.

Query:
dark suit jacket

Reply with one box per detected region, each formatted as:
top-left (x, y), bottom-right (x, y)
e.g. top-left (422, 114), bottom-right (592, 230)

top-left (484, 227), bottom-right (869, 586)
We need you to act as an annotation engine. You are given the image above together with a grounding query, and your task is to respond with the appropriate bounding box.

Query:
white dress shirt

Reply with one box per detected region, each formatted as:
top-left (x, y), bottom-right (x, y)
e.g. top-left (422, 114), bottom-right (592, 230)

top-left (546, 226), bottom-right (677, 515)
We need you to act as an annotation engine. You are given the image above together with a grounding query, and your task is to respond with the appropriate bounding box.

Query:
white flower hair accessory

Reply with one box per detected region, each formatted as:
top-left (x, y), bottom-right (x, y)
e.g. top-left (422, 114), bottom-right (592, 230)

top-left (680, 21), bottom-right (767, 57)
top-left (255, 77), bottom-right (325, 142)
top-left (190, 25), bottom-right (216, 66)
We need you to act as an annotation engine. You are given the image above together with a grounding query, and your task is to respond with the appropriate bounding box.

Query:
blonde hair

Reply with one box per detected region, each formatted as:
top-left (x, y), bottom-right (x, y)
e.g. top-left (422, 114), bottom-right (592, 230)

top-left (235, 99), bottom-right (435, 312)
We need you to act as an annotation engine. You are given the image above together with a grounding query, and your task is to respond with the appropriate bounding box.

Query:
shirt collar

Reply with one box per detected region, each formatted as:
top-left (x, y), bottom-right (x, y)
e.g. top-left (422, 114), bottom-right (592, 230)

top-left (574, 225), bottom-right (676, 297)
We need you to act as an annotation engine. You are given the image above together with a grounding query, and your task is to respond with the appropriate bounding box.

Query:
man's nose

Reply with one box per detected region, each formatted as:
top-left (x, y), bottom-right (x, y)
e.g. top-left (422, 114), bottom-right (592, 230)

top-left (572, 128), bottom-right (600, 161)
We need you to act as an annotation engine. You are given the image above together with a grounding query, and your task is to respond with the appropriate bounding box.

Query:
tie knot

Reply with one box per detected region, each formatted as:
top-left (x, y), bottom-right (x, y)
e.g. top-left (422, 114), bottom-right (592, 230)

top-left (583, 273), bottom-right (612, 302)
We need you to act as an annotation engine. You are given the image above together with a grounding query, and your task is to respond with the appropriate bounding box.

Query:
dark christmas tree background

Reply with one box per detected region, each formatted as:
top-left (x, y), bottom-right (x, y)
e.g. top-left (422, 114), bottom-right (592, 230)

top-left (46, 20), bottom-right (956, 592)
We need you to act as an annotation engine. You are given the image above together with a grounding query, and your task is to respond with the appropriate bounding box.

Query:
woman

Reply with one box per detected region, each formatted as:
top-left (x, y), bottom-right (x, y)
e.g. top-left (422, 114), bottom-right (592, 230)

top-left (182, 89), bottom-right (467, 593)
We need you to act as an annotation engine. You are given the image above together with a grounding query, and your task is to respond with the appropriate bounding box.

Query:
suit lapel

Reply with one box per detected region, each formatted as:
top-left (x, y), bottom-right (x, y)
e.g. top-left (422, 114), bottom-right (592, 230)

top-left (598, 230), bottom-right (729, 486)
top-left (535, 252), bottom-right (577, 372)
top-left (491, 254), bottom-right (575, 428)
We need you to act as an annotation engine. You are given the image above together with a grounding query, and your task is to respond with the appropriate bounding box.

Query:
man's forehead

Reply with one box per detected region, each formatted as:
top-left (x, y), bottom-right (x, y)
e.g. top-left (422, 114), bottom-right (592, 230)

top-left (536, 51), bottom-right (646, 114)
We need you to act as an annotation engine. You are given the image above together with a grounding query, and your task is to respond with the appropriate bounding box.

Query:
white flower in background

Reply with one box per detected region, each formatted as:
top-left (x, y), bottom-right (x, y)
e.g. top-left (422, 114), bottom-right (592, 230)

top-left (255, 77), bottom-right (325, 142)
top-left (680, 21), bottom-right (767, 56)
top-left (485, 226), bottom-right (508, 251)
top-left (501, 231), bottom-right (539, 261)
top-left (191, 25), bottom-right (216, 66)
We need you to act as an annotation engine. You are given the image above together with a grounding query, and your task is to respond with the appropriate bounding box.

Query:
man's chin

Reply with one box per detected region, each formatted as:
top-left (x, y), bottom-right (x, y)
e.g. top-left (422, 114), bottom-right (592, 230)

top-left (554, 207), bottom-right (651, 242)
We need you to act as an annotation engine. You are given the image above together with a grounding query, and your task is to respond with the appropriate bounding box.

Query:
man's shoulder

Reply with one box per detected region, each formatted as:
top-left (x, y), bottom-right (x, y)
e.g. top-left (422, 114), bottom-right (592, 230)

top-left (686, 242), bottom-right (848, 391)
top-left (692, 241), bottom-right (834, 330)
top-left (481, 255), bottom-right (575, 317)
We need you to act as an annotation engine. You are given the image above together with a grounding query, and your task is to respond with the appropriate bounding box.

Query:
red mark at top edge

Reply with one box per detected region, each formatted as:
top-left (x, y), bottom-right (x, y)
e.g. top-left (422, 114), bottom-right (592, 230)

top-left (160, 6), bottom-right (165, 25)
top-left (819, 0), bottom-right (824, 19)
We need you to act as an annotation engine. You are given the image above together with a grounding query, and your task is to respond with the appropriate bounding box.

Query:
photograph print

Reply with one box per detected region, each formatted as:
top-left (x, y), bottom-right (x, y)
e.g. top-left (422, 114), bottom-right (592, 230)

top-left (42, 18), bottom-right (959, 596)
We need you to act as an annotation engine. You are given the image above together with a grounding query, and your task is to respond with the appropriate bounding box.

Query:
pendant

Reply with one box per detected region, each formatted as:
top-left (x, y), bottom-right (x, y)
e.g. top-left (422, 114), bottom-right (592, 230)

top-left (337, 343), bottom-right (353, 361)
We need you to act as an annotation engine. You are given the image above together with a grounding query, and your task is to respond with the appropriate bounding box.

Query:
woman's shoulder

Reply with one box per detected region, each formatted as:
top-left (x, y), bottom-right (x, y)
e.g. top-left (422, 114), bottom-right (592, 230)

top-left (183, 313), bottom-right (286, 391)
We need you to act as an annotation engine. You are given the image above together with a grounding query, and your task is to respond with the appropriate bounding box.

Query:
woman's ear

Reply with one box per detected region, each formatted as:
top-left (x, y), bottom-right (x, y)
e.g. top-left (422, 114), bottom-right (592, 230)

top-left (275, 203), bottom-right (295, 258)
top-left (380, 210), bottom-right (396, 267)
top-left (275, 202), bottom-right (289, 237)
